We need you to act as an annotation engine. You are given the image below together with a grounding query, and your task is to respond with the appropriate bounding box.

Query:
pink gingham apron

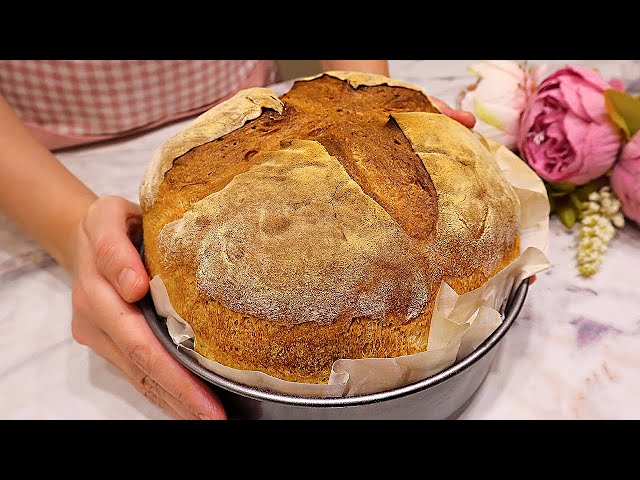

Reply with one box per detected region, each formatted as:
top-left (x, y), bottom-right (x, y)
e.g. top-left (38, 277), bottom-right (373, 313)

top-left (0, 60), bottom-right (279, 150)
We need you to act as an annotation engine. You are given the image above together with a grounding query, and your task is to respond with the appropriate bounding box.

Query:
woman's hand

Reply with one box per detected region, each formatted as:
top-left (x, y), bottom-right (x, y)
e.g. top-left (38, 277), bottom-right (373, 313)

top-left (429, 97), bottom-right (476, 129)
top-left (71, 195), bottom-right (226, 420)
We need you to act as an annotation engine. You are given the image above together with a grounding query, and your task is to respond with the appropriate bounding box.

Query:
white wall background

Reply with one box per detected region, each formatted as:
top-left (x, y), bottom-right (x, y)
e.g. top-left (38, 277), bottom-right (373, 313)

top-left (389, 60), bottom-right (640, 85)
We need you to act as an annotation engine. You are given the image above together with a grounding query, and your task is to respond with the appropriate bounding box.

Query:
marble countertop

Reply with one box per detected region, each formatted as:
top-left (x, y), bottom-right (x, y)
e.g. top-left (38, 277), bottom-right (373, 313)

top-left (1, 60), bottom-right (639, 419)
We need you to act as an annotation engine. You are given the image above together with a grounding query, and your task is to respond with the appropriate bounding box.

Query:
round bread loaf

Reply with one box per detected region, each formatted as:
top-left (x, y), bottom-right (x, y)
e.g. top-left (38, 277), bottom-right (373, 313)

top-left (140, 72), bottom-right (521, 384)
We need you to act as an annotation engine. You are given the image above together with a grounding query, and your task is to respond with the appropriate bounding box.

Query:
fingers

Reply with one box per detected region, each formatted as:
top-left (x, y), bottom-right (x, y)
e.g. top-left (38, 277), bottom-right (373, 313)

top-left (83, 196), bottom-right (149, 303)
top-left (445, 108), bottom-right (477, 129)
top-left (86, 270), bottom-right (226, 419)
top-left (430, 97), bottom-right (476, 129)
top-left (114, 309), bottom-right (227, 420)
top-left (73, 279), bottom-right (179, 419)
top-left (89, 326), bottom-right (197, 420)
top-left (73, 227), bottom-right (226, 420)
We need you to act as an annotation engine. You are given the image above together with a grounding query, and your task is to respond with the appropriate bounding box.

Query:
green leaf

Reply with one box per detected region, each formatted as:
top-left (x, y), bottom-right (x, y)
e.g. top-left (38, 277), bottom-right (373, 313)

top-left (569, 193), bottom-right (583, 211)
top-left (546, 181), bottom-right (576, 198)
top-left (604, 89), bottom-right (640, 140)
top-left (548, 195), bottom-right (556, 214)
top-left (557, 200), bottom-right (578, 229)
top-left (553, 182), bottom-right (577, 193)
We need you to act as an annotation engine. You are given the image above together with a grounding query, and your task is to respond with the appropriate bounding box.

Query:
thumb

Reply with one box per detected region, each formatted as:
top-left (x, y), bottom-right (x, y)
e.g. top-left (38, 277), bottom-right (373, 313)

top-left (83, 196), bottom-right (149, 303)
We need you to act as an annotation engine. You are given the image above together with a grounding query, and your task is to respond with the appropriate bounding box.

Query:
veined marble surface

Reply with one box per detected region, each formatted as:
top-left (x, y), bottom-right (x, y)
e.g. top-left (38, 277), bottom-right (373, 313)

top-left (1, 60), bottom-right (639, 420)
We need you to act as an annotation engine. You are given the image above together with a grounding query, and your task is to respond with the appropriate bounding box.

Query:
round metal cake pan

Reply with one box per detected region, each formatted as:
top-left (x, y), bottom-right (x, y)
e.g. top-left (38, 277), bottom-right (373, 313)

top-left (139, 266), bottom-right (529, 420)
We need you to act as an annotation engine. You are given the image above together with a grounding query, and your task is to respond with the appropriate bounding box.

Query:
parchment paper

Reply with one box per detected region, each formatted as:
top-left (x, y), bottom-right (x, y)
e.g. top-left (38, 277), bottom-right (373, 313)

top-left (149, 139), bottom-right (550, 397)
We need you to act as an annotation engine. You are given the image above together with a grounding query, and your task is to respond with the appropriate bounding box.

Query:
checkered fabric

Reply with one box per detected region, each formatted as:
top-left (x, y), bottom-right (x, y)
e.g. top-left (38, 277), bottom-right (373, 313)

top-left (0, 60), bottom-right (278, 143)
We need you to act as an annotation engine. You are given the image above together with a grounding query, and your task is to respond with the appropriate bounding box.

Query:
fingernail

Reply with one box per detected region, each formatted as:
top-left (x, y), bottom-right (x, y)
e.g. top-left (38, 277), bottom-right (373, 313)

top-left (198, 413), bottom-right (212, 420)
top-left (118, 267), bottom-right (139, 301)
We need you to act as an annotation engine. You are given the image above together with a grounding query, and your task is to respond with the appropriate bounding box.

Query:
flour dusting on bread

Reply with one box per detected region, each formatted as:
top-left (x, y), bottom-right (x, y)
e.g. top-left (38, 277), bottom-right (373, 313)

top-left (159, 139), bottom-right (430, 325)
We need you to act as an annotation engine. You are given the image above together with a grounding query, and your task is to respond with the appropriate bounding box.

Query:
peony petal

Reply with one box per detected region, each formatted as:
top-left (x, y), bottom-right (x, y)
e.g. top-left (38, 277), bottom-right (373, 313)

top-left (541, 103), bottom-right (565, 124)
top-left (620, 130), bottom-right (640, 162)
top-left (521, 139), bottom-right (546, 177)
top-left (537, 83), bottom-right (564, 104)
top-left (473, 78), bottom-right (520, 102)
top-left (469, 60), bottom-right (524, 81)
top-left (614, 132), bottom-right (640, 222)
top-left (611, 154), bottom-right (640, 224)
top-left (575, 84), bottom-right (608, 122)
top-left (515, 98), bottom-right (532, 146)
top-left (474, 98), bottom-right (521, 130)
top-left (568, 66), bottom-right (611, 91)
top-left (564, 111), bottom-right (589, 155)
top-left (518, 102), bottom-right (540, 150)
top-left (559, 78), bottom-right (592, 121)
top-left (546, 122), bottom-right (565, 141)
top-left (570, 120), bottom-right (622, 184)
top-left (519, 128), bottom-right (573, 183)
top-left (545, 66), bottom-right (609, 92)
top-left (529, 112), bottom-right (579, 183)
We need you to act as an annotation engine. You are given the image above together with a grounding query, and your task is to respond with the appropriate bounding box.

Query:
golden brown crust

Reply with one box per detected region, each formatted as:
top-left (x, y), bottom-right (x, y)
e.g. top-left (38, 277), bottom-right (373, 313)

top-left (141, 73), bottom-right (521, 383)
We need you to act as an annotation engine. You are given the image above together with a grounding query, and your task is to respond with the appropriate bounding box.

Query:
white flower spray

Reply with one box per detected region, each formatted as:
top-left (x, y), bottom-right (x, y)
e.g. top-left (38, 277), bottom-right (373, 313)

top-left (576, 186), bottom-right (625, 277)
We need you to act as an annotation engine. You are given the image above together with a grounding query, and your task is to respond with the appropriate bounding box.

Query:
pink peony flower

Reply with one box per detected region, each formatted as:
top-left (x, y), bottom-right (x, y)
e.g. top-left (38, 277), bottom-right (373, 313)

top-left (611, 132), bottom-right (640, 224)
top-left (518, 66), bottom-right (624, 186)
